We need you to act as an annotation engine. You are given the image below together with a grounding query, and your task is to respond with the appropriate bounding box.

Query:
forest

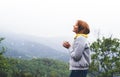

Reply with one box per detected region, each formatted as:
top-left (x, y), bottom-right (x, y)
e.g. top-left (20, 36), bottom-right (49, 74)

top-left (0, 36), bottom-right (120, 77)
top-left (0, 37), bottom-right (70, 77)
top-left (0, 57), bottom-right (69, 77)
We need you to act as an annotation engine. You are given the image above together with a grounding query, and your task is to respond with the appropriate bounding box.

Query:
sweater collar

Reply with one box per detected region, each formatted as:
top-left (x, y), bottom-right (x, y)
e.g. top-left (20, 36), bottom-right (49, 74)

top-left (74, 34), bottom-right (88, 39)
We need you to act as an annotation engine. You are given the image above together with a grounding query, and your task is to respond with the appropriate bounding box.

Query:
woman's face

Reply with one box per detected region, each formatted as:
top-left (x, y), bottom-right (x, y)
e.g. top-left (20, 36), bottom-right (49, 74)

top-left (73, 25), bottom-right (78, 33)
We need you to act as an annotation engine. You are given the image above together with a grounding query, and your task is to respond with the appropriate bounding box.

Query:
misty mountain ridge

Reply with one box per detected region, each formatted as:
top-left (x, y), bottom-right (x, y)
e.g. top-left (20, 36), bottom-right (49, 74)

top-left (0, 32), bottom-right (69, 61)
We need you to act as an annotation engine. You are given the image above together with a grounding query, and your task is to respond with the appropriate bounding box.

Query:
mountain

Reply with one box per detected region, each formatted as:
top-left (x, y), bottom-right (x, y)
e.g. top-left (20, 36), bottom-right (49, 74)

top-left (0, 32), bottom-right (69, 61)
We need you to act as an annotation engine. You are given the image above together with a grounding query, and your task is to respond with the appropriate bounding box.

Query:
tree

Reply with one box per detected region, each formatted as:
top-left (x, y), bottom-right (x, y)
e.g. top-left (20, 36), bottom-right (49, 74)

top-left (0, 37), bottom-right (9, 77)
top-left (89, 37), bottom-right (120, 77)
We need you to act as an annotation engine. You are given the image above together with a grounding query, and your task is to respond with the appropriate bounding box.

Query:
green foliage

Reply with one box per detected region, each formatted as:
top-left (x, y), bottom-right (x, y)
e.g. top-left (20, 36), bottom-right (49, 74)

top-left (6, 58), bottom-right (69, 77)
top-left (0, 37), bottom-right (5, 54)
top-left (0, 38), bottom-right (10, 77)
top-left (89, 37), bottom-right (120, 77)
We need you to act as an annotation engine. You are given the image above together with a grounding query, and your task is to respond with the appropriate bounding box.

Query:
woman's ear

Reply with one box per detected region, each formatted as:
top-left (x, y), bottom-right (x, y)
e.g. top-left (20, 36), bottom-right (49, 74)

top-left (78, 26), bottom-right (84, 32)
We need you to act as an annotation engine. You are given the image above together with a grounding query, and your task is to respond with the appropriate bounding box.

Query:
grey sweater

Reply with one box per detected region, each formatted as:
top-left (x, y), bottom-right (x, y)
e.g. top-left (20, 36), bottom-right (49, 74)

top-left (68, 36), bottom-right (91, 70)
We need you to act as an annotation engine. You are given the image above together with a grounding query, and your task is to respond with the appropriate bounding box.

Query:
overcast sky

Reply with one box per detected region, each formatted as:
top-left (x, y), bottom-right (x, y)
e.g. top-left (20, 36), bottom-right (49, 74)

top-left (0, 0), bottom-right (120, 40)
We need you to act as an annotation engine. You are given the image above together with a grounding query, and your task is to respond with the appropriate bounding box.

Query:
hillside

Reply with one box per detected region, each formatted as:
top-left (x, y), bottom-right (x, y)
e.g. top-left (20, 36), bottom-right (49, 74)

top-left (0, 32), bottom-right (69, 61)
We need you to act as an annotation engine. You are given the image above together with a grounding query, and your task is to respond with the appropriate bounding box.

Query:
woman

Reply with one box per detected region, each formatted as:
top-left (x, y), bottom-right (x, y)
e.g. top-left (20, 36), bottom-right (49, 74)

top-left (63, 20), bottom-right (91, 77)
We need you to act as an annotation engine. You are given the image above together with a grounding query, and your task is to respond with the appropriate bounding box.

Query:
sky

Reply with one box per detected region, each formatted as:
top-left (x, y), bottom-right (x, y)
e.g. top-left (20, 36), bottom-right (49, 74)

top-left (0, 0), bottom-right (120, 40)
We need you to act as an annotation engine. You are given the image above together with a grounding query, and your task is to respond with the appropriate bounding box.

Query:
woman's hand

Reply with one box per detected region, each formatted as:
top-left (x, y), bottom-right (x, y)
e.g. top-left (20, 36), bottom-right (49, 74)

top-left (63, 41), bottom-right (71, 49)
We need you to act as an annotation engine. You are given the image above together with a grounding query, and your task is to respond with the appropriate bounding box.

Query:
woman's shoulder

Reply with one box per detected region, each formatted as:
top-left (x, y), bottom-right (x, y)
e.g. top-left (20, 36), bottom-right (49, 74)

top-left (76, 36), bottom-right (87, 41)
top-left (74, 36), bottom-right (88, 44)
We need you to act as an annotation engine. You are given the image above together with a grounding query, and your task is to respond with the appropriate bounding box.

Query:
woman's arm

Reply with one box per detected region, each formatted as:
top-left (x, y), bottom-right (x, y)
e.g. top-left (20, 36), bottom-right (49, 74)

top-left (69, 37), bottom-right (86, 61)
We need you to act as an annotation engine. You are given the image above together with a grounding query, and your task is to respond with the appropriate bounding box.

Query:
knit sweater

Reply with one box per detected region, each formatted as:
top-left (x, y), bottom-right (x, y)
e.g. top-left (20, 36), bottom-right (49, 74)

top-left (68, 36), bottom-right (91, 70)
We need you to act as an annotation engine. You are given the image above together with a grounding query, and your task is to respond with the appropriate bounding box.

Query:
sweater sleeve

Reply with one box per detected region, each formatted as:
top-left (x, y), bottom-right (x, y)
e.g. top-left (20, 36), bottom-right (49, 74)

top-left (69, 37), bottom-right (86, 61)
